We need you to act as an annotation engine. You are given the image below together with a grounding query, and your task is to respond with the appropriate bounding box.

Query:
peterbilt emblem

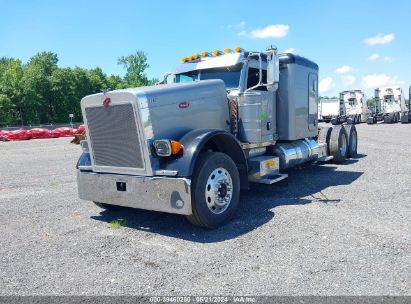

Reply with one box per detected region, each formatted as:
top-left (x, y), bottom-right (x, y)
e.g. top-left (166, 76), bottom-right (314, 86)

top-left (179, 101), bottom-right (190, 109)
top-left (103, 97), bottom-right (111, 107)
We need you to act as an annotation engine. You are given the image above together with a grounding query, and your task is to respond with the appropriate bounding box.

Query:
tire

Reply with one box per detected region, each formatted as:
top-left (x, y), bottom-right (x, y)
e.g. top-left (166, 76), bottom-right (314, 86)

top-left (317, 126), bottom-right (332, 154)
top-left (93, 202), bottom-right (120, 210)
top-left (401, 113), bottom-right (410, 124)
top-left (331, 117), bottom-right (339, 125)
top-left (343, 124), bottom-right (358, 158)
top-left (383, 115), bottom-right (393, 124)
top-left (186, 152), bottom-right (240, 229)
top-left (329, 125), bottom-right (348, 164)
top-left (366, 116), bottom-right (375, 125)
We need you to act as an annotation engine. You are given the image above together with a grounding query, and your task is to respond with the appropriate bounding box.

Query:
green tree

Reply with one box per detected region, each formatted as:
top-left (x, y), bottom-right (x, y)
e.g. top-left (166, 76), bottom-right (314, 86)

top-left (22, 52), bottom-right (59, 123)
top-left (0, 58), bottom-right (24, 125)
top-left (117, 51), bottom-right (151, 87)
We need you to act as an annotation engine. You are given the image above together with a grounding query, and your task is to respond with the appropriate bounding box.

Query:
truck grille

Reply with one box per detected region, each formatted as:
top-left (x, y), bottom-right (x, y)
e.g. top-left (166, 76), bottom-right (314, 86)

top-left (85, 103), bottom-right (144, 169)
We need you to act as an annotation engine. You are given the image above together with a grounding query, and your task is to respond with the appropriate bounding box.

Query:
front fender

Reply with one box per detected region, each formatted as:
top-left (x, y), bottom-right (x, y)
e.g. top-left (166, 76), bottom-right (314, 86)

top-left (164, 129), bottom-right (249, 189)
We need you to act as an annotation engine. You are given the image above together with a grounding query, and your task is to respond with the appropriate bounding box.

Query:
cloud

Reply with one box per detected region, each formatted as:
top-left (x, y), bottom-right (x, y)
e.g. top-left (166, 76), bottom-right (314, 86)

top-left (362, 74), bottom-right (405, 89)
top-left (239, 24), bottom-right (289, 39)
top-left (335, 65), bottom-right (352, 74)
top-left (368, 53), bottom-right (380, 61)
top-left (221, 21), bottom-right (246, 30)
top-left (364, 33), bottom-right (395, 46)
top-left (384, 56), bottom-right (392, 61)
top-left (283, 48), bottom-right (296, 53)
top-left (342, 75), bottom-right (356, 86)
top-left (319, 77), bottom-right (335, 94)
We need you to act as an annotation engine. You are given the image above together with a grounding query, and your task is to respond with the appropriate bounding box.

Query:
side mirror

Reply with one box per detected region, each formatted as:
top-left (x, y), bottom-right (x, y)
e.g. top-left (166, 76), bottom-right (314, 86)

top-left (266, 50), bottom-right (279, 88)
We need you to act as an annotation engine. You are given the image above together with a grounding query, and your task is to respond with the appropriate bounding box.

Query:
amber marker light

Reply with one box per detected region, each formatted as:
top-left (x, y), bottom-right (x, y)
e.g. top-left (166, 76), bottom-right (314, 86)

top-left (213, 49), bottom-right (221, 56)
top-left (170, 140), bottom-right (184, 155)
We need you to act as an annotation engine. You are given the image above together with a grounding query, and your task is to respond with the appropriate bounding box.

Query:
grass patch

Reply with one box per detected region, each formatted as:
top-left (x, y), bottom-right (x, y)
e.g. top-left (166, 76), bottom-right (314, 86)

top-left (109, 219), bottom-right (126, 229)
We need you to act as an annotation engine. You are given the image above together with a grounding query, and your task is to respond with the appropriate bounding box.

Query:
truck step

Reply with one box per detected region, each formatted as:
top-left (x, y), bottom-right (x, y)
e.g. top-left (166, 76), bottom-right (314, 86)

top-left (250, 173), bottom-right (288, 185)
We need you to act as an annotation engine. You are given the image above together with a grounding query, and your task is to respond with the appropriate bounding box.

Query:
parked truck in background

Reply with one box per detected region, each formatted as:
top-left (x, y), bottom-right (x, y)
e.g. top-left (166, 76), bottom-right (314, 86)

top-left (76, 46), bottom-right (359, 228)
top-left (367, 87), bottom-right (407, 124)
top-left (400, 86), bottom-right (411, 124)
top-left (318, 98), bottom-right (339, 123)
top-left (318, 90), bottom-right (368, 125)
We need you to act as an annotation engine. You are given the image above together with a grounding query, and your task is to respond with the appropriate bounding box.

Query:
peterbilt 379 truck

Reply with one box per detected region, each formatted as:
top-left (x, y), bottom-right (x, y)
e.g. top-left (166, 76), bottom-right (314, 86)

top-left (367, 87), bottom-right (408, 124)
top-left (76, 46), bottom-right (358, 228)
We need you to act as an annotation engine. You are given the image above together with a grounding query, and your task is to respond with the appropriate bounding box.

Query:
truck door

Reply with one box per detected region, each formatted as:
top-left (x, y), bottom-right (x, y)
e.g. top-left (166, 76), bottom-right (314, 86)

top-left (308, 73), bottom-right (318, 131)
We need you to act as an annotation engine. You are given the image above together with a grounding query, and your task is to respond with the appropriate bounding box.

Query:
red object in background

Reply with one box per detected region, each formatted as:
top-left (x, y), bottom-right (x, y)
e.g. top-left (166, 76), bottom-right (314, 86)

top-left (0, 129), bottom-right (32, 141)
top-left (53, 127), bottom-right (75, 137)
top-left (51, 129), bottom-right (62, 138)
top-left (75, 125), bottom-right (85, 134)
top-left (30, 128), bottom-right (53, 139)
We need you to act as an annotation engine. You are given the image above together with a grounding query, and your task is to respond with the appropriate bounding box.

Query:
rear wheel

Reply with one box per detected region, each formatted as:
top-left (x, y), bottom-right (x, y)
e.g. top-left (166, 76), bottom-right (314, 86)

top-left (186, 152), bottom-right (240, 229)
top-left (317, 127), bottom-right (332, 154)
top-left (343, 124), bottom-right (358, 158)
top-left (329, 125), bottom-right (348, 164)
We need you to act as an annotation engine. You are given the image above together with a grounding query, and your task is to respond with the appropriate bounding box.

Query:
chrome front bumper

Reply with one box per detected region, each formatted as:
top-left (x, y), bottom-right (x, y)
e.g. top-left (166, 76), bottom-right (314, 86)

top-left (77, 171), bottom-right (192, 215)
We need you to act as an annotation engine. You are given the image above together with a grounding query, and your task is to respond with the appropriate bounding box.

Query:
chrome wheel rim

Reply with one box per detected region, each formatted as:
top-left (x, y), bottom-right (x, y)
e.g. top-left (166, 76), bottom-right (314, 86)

top-left (205, 168), bottom-right (233, 214)
top-left (351, 132), bottom-right (357, 152)
top-left (340, 133), bottom-right (347, 156)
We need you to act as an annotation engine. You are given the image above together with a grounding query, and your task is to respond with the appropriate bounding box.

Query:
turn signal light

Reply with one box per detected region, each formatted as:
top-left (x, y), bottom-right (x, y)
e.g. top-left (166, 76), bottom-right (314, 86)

top-left (170, 140), bottom-right (184, 155)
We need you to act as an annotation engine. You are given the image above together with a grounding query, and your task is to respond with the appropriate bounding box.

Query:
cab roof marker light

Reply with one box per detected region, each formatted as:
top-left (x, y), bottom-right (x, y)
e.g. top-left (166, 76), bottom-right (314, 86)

top-left (193, 53), bottom-right (199, 60)
top-left (224, 48), bottom-right (232, 54)
top-left (201, 51), bottom-right (210, 57)
top-left (212, 49), bottom-right (222, 56)
top-left (234, 46), bottom-right (243, 53)
top-left (188, 55), bottom-right (194, 61)
top-left (182, 57), bottom-right (188, 63)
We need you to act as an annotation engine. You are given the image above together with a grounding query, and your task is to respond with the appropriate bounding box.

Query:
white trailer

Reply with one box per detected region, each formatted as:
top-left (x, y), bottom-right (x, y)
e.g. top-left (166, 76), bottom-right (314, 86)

top-left (318, 98), bottom-right (339, 123)
top-left (367, 87), bottom-right (408, 124)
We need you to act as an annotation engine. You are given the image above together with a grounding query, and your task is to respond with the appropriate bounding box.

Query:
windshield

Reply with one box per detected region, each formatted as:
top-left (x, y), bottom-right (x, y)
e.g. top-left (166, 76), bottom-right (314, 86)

top-left (175, 63), bottom-right (243, 89)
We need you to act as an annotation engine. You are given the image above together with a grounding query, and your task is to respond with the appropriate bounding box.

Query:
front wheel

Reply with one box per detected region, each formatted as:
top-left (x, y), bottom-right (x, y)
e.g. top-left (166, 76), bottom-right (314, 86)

top-left (186, 152), bottom-right (240, 229)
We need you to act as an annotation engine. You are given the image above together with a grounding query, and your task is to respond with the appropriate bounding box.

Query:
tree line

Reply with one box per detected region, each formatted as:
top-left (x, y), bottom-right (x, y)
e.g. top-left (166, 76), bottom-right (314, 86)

top-left (0, 51), bottom-right (156, 126)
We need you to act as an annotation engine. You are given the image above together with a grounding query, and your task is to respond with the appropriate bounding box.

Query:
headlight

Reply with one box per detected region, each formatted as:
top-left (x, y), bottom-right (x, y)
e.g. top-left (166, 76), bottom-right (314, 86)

top-left (153, 140), bottom-right (184, 157)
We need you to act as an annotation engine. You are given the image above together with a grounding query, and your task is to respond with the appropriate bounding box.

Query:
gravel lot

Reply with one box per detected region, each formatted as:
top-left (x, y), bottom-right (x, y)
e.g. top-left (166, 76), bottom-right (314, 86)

top-left (0, 123), bottom-right (410, 296)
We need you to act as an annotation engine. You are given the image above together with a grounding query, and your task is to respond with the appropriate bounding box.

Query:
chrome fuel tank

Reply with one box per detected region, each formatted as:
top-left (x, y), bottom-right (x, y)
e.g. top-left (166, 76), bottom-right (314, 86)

top-left (272, 138), bottom-right (327, 170)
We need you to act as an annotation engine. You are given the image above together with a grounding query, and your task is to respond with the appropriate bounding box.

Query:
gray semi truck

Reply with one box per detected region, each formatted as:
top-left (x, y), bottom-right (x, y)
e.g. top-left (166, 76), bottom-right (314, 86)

top-left (76, 46), bottom-right (358, 228)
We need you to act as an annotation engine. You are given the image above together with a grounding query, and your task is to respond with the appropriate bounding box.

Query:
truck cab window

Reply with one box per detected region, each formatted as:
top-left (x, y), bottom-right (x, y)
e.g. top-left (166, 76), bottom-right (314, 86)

top-left (175, 63), bottom-right (242, 89)
top-left (176, 74), bottom-right (197, 83)
top-left (247, 68), bottom-right (267, 91)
